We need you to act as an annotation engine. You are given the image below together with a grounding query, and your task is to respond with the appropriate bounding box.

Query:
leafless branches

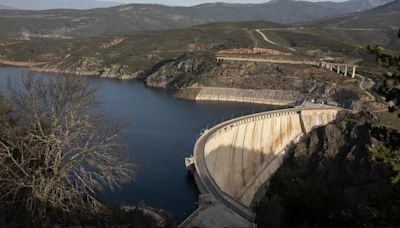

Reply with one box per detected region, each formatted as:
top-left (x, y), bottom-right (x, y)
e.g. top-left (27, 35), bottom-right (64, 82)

top-left (0, 73), bottom-right (135, 225)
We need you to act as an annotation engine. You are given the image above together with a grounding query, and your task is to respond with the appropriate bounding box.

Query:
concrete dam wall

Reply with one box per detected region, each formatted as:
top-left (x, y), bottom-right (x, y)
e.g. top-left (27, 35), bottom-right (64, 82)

top-left (194, 87), bottom-right (306, 106)
top-left (182, 106), bottom-right (341, 228)
top-left (202, 107), bottom-right (339, 207)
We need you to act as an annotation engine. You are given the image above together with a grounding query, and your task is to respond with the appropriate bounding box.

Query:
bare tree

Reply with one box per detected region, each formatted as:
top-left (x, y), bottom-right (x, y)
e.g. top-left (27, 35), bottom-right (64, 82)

top-left (0, 73), bottom-right (135, 226)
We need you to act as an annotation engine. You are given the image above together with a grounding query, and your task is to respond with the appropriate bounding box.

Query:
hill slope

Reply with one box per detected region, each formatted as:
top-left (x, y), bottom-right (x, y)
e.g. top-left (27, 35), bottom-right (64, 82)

top-left (0, 21), bottom-right (364, 108)
top-left (307, 0), bottom-right (400, 50)
top-left (0, 0), bottom-right (395, 38)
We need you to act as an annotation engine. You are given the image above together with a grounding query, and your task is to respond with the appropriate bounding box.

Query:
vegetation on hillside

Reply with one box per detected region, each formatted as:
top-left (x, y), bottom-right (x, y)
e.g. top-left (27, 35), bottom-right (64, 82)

top-left (0, 0), bottom-right (392, 38)
top-left (0, 23), bottom-right (260, 75)
top-left (366, 33), bottom-right (400, 112)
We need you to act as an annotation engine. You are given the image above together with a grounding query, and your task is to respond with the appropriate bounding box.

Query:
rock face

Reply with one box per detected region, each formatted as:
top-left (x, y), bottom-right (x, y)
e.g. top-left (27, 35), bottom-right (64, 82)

top-left (100, 64), bottom-right (145, 80)
top-left (292, 113), bottom-right (382, 184)
top-left (255, 112), bottom-right (398, 227)
top-left (145, 52), bottom-right (216, 89)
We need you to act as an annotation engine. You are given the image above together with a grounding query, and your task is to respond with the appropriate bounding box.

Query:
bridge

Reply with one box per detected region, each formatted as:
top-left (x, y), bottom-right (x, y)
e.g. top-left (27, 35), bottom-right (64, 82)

top-left (216, 56), bottom-right (358, 78)
top-left (320, 60), bottom-right (357, 78)
top-left (180, 104), bottom-right (342, 227)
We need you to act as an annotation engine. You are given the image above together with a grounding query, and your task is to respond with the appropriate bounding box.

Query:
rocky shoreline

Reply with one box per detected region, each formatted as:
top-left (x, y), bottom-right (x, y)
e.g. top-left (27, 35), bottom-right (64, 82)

top-left (0, 54), bottom-right (363, 110)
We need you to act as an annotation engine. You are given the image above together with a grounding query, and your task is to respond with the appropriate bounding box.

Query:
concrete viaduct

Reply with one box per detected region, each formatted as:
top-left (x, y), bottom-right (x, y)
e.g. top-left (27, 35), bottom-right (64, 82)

top-left (216, 56), bottom-right (358, 78)
top-left (180, 104), bottom-right (342, 227)
top-left (319, 60), bottom-right (357, 78)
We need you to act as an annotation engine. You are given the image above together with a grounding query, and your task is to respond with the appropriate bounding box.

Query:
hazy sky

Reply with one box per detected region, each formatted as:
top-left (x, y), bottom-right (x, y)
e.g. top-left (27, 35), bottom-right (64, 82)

top-left (99, 0), bottom-right (348, 7)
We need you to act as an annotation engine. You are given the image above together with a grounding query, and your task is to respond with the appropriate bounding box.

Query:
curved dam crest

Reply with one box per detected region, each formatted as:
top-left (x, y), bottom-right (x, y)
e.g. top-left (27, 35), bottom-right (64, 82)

top-left (182, 105), bottom-right (341, 227)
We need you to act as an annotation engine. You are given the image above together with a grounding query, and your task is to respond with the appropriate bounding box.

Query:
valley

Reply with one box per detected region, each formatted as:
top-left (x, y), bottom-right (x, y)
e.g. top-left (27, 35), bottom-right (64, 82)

top-left (0, 0), bottom-right (399, 227)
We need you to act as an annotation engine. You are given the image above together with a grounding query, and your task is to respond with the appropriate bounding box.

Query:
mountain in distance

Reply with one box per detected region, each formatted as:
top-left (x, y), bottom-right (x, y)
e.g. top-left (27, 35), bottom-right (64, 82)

top-left (0, 4), bottom-right (15, 9)
top-left (189, 0), bottom-right (396, 23)
top-left (312, 0), bottom-right (400, 30)
top-left (0, 0), bottom-right (396, 38)
top-left (0, 0), bottom-right (121, 10)
top-left (367, 0), bottom-right (400, 12)
top-left (335, 0), bottom-right (396, 11)
top-left (308, 0), bottom-right (400, 50)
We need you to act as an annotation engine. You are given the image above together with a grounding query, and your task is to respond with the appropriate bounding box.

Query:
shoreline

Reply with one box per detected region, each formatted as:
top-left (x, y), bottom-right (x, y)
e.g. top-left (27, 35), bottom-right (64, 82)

top-left (0, 62), bottom-right (308, 107)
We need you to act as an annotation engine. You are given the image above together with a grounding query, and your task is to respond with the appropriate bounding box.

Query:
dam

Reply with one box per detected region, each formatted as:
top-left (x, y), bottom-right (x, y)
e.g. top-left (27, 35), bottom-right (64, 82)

top-left (181, 104), bottom-right (341, 227)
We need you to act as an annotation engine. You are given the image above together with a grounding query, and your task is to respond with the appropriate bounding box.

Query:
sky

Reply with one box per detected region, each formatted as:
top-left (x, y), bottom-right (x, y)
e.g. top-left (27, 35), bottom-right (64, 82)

top-left (98, 0), bottom-right (348, 7)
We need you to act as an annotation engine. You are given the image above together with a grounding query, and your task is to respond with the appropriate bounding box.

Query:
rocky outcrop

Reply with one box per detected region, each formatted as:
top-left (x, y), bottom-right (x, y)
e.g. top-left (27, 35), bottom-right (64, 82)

top-left (145, 52), bottom-right (217, 89)
top-left (100, 64), bottom-right (146, 80)
top-left (255, 112), bottom-right (398, 227)
top-left (290, 113), bottom-right (385, 184)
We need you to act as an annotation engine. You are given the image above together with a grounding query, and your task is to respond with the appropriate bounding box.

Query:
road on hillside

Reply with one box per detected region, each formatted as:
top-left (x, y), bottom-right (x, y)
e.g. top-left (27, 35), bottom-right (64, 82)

top-left (355, 73), bottom-right (376, 102)
top-left (238, 28), bottom-right (378, 105)
top-left (255, 29), bottom-right (297, 52)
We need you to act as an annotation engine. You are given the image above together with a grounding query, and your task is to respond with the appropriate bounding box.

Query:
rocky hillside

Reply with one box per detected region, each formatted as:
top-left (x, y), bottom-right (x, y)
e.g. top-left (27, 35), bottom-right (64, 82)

top-left (0, 0), bottom-right (395, 38)
top-left (0, 21), bottom-right (370, 109)
top-left (145, 52), bottom-right (362, 109)
top-left (255, 112), bottom-right (400, 227)
top-left (146, 52), bottom-right (217, 89)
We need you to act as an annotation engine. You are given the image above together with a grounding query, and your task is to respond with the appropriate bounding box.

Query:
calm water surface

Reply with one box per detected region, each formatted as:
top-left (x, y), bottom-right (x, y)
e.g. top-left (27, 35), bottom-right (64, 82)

top-left (0, 67), bottom-right (279, 221)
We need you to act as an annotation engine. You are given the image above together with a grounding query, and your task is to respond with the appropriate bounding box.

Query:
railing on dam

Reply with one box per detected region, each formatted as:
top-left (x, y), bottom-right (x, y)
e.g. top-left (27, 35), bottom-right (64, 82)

top-left (182, 104), bottom-right (341, 227)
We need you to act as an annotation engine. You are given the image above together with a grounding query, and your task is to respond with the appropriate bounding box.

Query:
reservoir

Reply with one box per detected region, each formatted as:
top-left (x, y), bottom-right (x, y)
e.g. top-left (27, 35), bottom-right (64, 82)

top-left (0, 66), bottom-right (278, 221)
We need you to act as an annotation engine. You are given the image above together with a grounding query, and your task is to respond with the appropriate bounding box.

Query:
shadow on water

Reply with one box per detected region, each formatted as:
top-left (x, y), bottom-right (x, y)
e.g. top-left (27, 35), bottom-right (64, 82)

top-left (0, 66), bottom-right (281, 222)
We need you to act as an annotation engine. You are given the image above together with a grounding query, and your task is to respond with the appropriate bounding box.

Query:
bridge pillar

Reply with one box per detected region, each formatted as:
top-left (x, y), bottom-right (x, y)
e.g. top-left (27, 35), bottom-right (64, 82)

top-left (344, 66), bottom-right (348, 76)
top-left (351, 66), bottom-right (356, 78)
top-left (337, 65), bottom-right (340, 74)
top-left (329, 64), bottom-right (333, 70)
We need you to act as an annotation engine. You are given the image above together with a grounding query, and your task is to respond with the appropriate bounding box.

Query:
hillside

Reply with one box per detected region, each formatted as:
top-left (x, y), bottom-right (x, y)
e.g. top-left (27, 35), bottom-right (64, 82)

top-left (302, 0), bottom-right (400, 50)
top-left (0, 0), bottom-right (395, 38)
top-left (312, 0), bottom-right (400, 29)
top-left (0, 21), bottom-right (368, 108)
top-left (0, 21), bottom-right (281, 74)
top-left (0, 21), bottom-right (359, 77)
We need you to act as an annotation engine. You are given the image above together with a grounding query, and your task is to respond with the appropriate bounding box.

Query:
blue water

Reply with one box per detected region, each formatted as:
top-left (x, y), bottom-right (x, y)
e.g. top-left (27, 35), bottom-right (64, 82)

top-left (0, 67), bottom-right (278, 221)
